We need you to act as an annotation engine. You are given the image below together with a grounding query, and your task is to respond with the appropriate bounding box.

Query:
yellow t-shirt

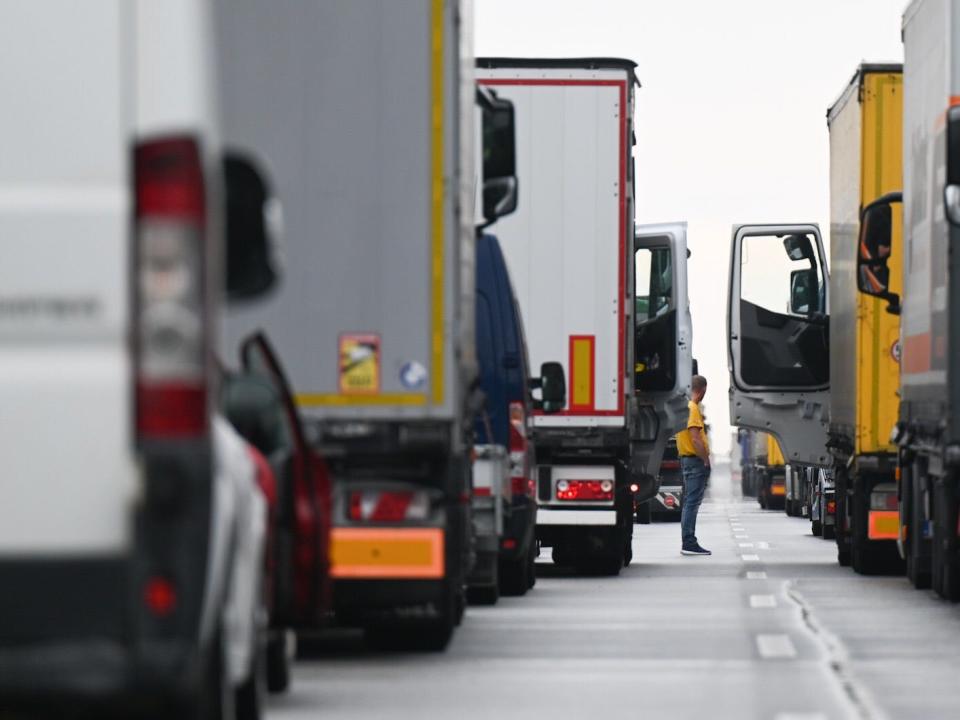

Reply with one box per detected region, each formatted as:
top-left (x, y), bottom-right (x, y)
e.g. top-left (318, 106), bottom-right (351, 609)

top-left (675, 400), bottom-right (709, 457)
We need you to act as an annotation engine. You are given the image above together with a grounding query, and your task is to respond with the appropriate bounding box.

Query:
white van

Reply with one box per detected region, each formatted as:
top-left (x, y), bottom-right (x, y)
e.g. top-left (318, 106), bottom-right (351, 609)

top-left (0, 3), bottom-right (273, 716)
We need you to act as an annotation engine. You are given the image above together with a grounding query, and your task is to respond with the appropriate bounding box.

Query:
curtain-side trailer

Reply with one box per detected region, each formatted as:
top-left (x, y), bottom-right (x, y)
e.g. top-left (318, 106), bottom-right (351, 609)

top-left (826, 64), bottom-right (905, 575)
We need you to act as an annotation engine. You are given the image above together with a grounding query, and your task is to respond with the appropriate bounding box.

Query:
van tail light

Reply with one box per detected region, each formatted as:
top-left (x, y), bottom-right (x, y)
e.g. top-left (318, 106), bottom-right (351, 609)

top-left (556, 479), bottom-right (614, 502)
top-left (509, 402), bottom-right (532, 497)
top-left (826, 500), bottom-right (837, 515)
top-left (144, 576), bottom-right (177, 617)
top-left (134, 137), bottom-right (209, 441)
top-left (348, 490), bottom-right (430, 523)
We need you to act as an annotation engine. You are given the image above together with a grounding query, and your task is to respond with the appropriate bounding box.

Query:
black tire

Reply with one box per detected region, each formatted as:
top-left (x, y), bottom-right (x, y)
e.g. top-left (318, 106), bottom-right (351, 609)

top-left (811, 519), bottom-right (822, 537)
top-left (903, 461), bottom-right (932, 590)
top-left (178, 628), bottom-right (231, 720)
top-left (635, 501), bottom-right (652, 525)
top-left (822, 524), bottom-right (836, 540)
top-left (499, 553), bottom-right (530, 596)
top-left (552, 545), bottom-right (571, 567)
top-left (466, 584), bottom-right (499, 605)
top-left (527, 541), bottom-right (537, 589)
top-left (933, 480), bottom-right (960, 601)
top-left (235, 643), bottom-right (264, 720)
top-left (265, 631), bottom-right (291, 695)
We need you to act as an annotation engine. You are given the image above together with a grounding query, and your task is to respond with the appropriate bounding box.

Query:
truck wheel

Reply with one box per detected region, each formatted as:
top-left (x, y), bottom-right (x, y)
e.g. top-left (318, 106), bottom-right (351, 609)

top-left (811, 519), bottom-right (822, 537)
top-left (466, 584), bottom-right (499, 605)
top-left (527, 542), bottom-right (537, 589)
top-left (904, 462), bottom-right (932, 590)
top-left (933, 480), bottom-right (960, 601)
top-left (235, 641), bottom-right (264, 720)
top-left (265, 630), bottom-right (292, 694)
top-left (499, 554), bottom-right (530, 596)
top-left (823, 525), bottom-right (836, 540)
top-left (635, 501), bottom-right (652, 525)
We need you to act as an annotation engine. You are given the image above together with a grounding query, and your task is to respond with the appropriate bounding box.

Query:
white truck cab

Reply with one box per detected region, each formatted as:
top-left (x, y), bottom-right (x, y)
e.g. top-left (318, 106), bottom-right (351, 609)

top-left (0, 3), bottom-right (274, 715)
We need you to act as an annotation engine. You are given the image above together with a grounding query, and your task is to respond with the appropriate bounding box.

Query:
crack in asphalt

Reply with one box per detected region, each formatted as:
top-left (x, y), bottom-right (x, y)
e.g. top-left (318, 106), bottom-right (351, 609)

top-left (784, 580), bottom-right (888, 720)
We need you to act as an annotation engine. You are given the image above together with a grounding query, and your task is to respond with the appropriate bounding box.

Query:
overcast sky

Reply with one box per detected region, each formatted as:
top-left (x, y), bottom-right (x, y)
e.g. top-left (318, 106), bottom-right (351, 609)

top-left (476, 0), bottom-right (907, 454)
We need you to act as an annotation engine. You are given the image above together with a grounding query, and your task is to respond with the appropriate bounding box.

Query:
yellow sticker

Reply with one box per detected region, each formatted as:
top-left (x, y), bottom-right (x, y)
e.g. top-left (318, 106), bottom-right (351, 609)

top-left (339, 334), bottom-right (380, 394)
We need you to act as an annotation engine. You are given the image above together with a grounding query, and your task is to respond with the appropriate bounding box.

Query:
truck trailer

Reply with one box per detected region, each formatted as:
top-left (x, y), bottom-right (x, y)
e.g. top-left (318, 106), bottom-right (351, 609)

top-left (826, 64), bottom-right (905, 574)
top-left (860, 0), bottom-right (960, 600)
top-left (217, 0), bottom-right (519, 647)
top-left (476, 58), bottom-right (693, 574)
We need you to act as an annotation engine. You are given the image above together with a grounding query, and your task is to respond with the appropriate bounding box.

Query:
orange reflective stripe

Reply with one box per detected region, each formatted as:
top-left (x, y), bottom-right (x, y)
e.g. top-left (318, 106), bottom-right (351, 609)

top-left (330, 527), bottom-right (444, 579)
top-left (868, 511), bottom-right (900, 540)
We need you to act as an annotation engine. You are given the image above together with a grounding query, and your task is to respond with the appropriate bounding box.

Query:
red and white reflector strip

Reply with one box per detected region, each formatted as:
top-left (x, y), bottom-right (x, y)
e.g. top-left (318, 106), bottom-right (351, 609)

top-left (557, 479), bottom-right (614, 502)
top-left (348, 490), bottom-right (430, 523)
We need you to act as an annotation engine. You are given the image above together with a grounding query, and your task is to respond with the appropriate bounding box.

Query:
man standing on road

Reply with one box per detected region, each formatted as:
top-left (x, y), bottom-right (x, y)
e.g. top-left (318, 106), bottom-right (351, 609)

top-left (676, 375), bottom-right (711, 556)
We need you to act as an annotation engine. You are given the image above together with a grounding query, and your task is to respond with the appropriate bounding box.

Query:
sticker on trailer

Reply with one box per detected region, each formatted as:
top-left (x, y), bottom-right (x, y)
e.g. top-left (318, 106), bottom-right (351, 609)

top-left (339, 334), bottom-right (380, 394)
top-left (399, 360), bottom-right (427, 390)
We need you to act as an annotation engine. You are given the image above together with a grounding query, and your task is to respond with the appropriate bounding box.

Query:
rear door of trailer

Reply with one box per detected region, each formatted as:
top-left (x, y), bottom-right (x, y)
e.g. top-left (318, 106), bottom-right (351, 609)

top-left (476, 67), bottom-right (629, 430)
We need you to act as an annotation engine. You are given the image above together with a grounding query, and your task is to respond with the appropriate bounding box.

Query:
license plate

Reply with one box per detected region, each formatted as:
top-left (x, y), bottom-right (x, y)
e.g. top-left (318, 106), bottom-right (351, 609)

top-left (330, 527), bottom-right (444, 579)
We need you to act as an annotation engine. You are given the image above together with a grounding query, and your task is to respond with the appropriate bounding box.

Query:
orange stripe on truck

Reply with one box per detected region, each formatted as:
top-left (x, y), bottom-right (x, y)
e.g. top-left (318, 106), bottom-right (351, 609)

top-left (569, 335), bottom-right (595, 410)
top-left (868, 511), bottom-right (900, 540)
top-left (330, 527), bottom-right (444, 579)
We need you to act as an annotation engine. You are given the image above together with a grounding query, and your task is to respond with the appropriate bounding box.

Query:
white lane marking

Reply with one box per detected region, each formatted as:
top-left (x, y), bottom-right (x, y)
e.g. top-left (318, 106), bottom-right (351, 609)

top-left (757, 541), bottom-right (771, 549)
top-left (746, 571), bottom-right (768, 580)
top-left (735, 534), bottom-right (749, 539)
top-left (742, 554), bottom-right (761, 562)
top-left (774, 714), bottom-right (827, 720)
top-left (739, 542), bottom-right (755, 548)
top-left (750, 594), bottom-right (777, 608)
top-left (756, 634), bottom-right (797, 659)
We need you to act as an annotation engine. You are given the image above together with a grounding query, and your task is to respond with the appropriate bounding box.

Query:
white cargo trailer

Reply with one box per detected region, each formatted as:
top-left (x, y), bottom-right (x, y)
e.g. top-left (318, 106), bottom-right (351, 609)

top-left (476, 59), bottom-right (692, 574)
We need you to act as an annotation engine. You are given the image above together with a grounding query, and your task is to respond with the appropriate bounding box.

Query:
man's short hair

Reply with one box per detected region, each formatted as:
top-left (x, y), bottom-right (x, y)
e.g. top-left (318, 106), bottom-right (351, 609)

top-left (691, 375), bottom-right (707, 392)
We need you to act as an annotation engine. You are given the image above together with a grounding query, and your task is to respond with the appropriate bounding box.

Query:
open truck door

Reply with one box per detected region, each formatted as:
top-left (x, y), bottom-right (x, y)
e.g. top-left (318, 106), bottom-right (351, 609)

top-left (727, 224), bottom-right (830, 467)
top-left (630, 223), bottom-right (694, 495)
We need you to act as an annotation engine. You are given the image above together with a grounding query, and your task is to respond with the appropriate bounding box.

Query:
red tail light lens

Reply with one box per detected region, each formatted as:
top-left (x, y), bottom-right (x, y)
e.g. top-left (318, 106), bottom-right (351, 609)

top-left (144, 576), bottom-right (177, 617)
top-left (348, 490), bottom-right (430, 522)
top-left (134, 137), bottom-right (208, 440)
top-left (509, 401), bottom-right (532, 497)
top-left (826, 500), bottom-right (837, 515)
top-left (556, 479), bottom-right (614, 501)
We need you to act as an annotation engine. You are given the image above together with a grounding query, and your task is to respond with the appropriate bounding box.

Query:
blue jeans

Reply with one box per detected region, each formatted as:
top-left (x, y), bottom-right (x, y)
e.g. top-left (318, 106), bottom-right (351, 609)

top-left (680, 456), bottom-right (709, 547)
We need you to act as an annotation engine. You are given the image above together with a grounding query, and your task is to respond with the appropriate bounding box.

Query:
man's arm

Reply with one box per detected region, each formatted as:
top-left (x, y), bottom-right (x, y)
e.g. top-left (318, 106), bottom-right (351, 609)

top-left (689, 427), bottom-right (710, 465)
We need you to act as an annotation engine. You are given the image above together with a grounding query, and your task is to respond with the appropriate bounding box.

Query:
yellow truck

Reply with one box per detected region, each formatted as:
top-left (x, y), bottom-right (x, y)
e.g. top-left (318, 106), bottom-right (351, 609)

top-left (826, 64), bottom-right (904, 574)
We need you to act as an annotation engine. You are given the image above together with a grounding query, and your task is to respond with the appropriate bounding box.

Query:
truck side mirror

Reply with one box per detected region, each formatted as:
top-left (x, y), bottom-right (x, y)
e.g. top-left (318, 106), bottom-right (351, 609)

top-left (530, 361), bottom-right (566, 413)
top-left (789, 268), bottom-right (818, 315)
top-left (480, 92), bottom-right (518, 224)
top-left (946, 106), bottom-right (960, 226)
top-left (856, 192), bottom-right (901, 316)
top-left (224, 151), bottom-right (283, 301)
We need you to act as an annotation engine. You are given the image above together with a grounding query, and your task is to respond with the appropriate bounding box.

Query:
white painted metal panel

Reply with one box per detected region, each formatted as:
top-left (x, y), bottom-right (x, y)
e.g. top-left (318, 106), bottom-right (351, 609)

top-left (476, 67), bottom-right (627, 427)
top-left (536, 509), bottom-right (617, 526)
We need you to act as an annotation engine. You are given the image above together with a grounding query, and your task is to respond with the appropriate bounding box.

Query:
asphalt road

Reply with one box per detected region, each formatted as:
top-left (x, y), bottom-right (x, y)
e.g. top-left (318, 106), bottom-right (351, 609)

top-left (268, 463), bottom-right (960, 720)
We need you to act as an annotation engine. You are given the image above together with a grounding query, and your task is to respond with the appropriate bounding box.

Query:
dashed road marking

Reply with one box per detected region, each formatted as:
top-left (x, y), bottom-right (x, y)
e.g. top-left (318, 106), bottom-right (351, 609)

top-left (757, 541), bottom-right (771, 549)
top-left (746, 571), bottom-right (768, 580)
top-left (742, 554), bottom-right (761, 562)
top-left (774, 714), bottom-right (827, 720)
top-left (735, 534), bottom-right (749, 539)
top-left (756, 634), bottom-right (797, 659)
top-left (739, 542), bottom-right (754, 548)
top-left (750, 594), bottom-right (777, 608)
